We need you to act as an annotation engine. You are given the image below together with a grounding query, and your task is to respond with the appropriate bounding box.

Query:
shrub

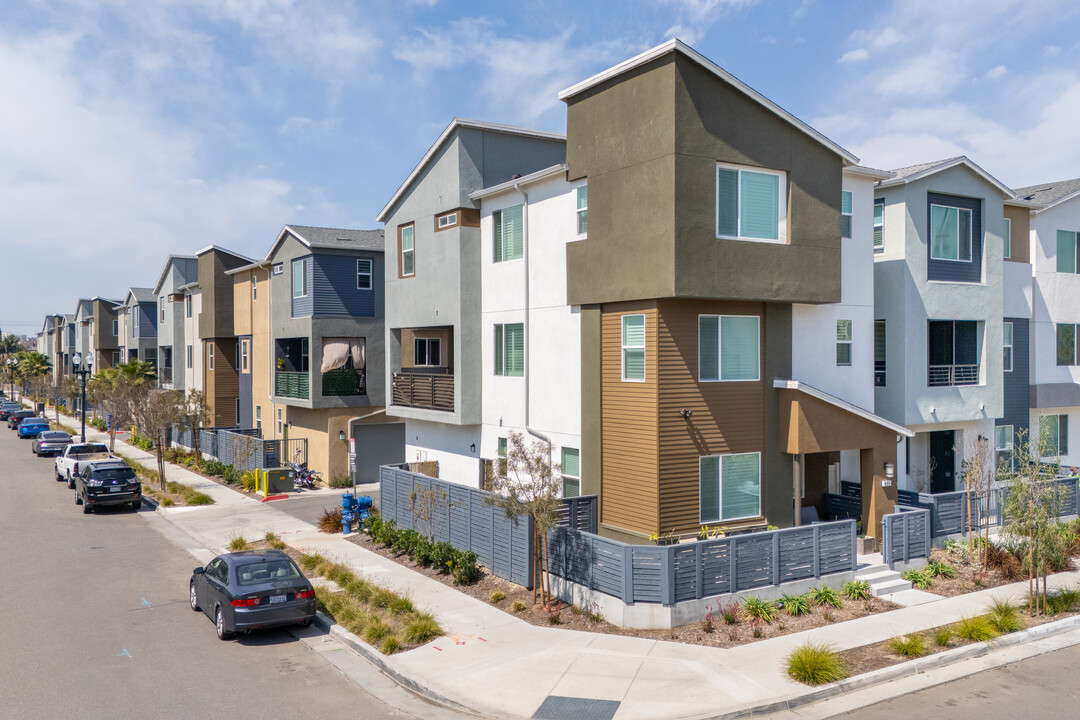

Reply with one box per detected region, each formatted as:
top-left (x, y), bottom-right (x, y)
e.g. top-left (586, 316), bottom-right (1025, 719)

top-left (264, 532), bottom-right (288, 550)
top-left (380, 635), bottom-right (401, 655)
top-left (786, 643), bottom-right (846, 686)
top-left (842, 579), bottom-right (871, 601)
top-left (238, 470), bottom-right (258, 492)
top-left (489, 590), bottom-right (505, 604)
top-left (319, 507), bottom-right (344, 534)
top-left (742, 596), bottom-right (778, 624)
top-left (298, 552), bottom-right (326, 572)
top-left (228, 535), bottom-right (250, 551)
top-left (954, 615), bottom-right (998, 642)
top-left (808, 585), bottom-right (842, 609)
top-left (160, 496), bottom-right (174, 507)
top-left (720, 599), bottom-right (739, 624)
top-left (701, 611), bottom-right (714, 634)
top-left (221, 465), bottom-right (240, 485)
top-left (1047, 586), bottom-right (1080, 615)
top-left (328, 475), bottom-right (353, 489)
top-left (888, 634), bottom-right (927, 658)
top-left (988, 599), bottom-right (1023, 634)
top-left (202, 460), bottom-right (228, 477)
top-left (403, 613), bottom-right (443, 643)
top-left (986, 543), bottom-right (1023, 580)
top-left (902, 569), bottom-right (934, 590)
top-left (933, 627), bottom-right (952, 646)
top-left (363, 618), bottom-right (394, 646)
top-left (779, 593), bottom-right (811, 617)
top-left (389, 596), bottom-right (415, 616)
top-left (511, 600), bottom-right (527, 613)
top-left (131, 433), bottom-right (154, 451)
top-left (186, 491), bottom-right (213, 505)
top-left (925, 561), bottom-right (957, 578)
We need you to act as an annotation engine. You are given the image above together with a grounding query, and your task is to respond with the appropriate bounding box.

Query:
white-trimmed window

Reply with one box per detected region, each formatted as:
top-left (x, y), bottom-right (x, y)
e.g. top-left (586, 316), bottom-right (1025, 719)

top-left (185, 295), bottom-right (192, 318)
top-left (621, 314), bottom-right (645, 382)
top-left (272, 263), bottom-right (283, 276)
top-left (841, 191), bottom-right (852, 239)
top-left (186, 344), bottom-right (193, 369)
top-left (700, 452), bottom-right (761, 523)
top-left (251, 274), bottom-right (257, 301)
top-left (1041, 414), bottom-right (1069, 456)
top-left (1003, 321), bottom-right (1013, 372)
top-left (277, 408), bottom-right (283, 435)
top-left (494, 323), bottom-right (524, 377)
top-left (716, 163), bottom-right (787, 243)
top-left (400, 225), bottom-right (415, 277)
top-left (698, 315), bottom-right (760, 382)
top-left (836, 319), bottom-right (852, 366)
top-left (493, 205), bottom-right (524, 262)
top-left (292, 258), bottom-right (309, 297)
top-left (132, 307), bottom-right (138, 331)
top-left (497, 437), bottom-right (508, 477)
top-left (437, 212), bottom-right (458, 229)
top-left (357, 259), bottom-right (373, 290)
top-left (576, 185), bottom-right (588, 236)
top-left (208, 342), bottom-right (215, 370)
top-left (874, 200), bottom-right (885, 251)
top-left (995, 425), bottom-right (1013, 453)
top-left (930, 204), bottom-right (973, 261)
top-left (255, 405), bottom-right (262, 432)
top-left (1003, 217), bottom-right (1011, 259)
top-left (1056, 230), bottom-right (1079, 273)
top-left (561, 447), bottom-right (580, 498)
top-left (240, 339), bottom-right (250, 373)
top-left (160, 297), bottom-right (165, 321)
top-left (414, 338), bottom-right (441, 367)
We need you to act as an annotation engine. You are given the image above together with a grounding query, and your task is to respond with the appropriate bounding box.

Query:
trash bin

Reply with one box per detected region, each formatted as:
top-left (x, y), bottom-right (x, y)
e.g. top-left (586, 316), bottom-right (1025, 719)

top-left (261, 468), bottom-right (295, 494)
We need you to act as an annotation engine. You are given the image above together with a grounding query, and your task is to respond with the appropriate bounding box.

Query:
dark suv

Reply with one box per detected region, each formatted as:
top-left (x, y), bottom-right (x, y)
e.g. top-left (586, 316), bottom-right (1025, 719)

top-left (7, 410), bottom-right (35, 429)
top-left (75, 460), bottom-right (142, 513)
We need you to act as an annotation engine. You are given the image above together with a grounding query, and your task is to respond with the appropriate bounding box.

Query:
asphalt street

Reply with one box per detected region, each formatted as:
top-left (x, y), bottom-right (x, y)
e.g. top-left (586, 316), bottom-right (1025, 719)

top-left (269, 484), bottom-right (380, 529)
top-left (0, 422), bottom-right (412, 720)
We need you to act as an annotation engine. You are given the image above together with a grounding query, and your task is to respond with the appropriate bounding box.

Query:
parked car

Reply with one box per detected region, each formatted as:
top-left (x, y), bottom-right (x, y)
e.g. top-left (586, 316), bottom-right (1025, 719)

top-left (7, 410), bottom-right (36, 429)
top-left (189, 550), bottom-right (316, 640)
top-left (55, 443), bottom-right (113, 487)
top-left (17, 417), bottom-right (50, 439)
top-left (0, 403), bottom-right (21, 420)
top-left (32, 431), bottom-right (73, 457)
top-left (74, 459), bottom-right (142, 513)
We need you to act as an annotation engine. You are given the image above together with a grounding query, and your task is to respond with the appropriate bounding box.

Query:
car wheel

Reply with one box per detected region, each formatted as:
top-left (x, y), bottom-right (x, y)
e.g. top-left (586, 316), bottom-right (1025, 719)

top-left (189, 582), bottom-right (200, 612)
top-left (215, 608), bottom-right (233, 640)
top-left (299, 617), bottom-right (314, 628)
top-left (75, 491), bottom-right (82, 505)
top-left (67, 474), bottom-right (75, 489)
top-left (130, 500), bottom-right (141, 511)
top-left (82, 497), bottom-right (92, 514)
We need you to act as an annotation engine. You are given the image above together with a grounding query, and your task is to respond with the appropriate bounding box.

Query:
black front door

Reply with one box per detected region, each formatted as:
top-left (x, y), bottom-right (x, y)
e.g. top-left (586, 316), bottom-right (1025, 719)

top-left (930, 430), bottom-right (955, 493)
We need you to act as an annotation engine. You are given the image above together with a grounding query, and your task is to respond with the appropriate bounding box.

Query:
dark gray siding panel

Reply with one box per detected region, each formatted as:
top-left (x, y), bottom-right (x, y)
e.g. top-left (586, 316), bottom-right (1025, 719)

top-left (137, 302), bottom-right (157, 338)
top-left (926, 192), bottom-right (983, 284)
top-left (999, 317), bottom-right (1029, 442)
top-left (291, 256), bottom-right (314, 318)
top-left (312, 253), bottom-right (376, 318)
top-left (238, 336), bottom-right (253, 428)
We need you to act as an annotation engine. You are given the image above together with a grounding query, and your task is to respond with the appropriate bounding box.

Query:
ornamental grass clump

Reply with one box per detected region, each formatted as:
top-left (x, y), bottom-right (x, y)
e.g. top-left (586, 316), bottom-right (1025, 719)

top-left (808, 585), bottom-right (842, 609)
top-left (842, 579), bottom-right (871, 601)
top-left (887, 634), bottom-right (927, 658)
top-left (933, 627), bottom-right (952, 647)
top-left (1046, 586), bottom-right (1080, 615)
top-left (988, 598), bottom-right (1024, 634)
top-left (227, 535), bottom-right (250, 551)
top-left (925, 560), bottom-right (957, 578)
top-left (402, 613), bottom-right (443, 644)
top-left (902, 568), bottom-right (934, 590)
top-left (263, 532), bottom-right (288, 550)
top-left (954, 615), bottom-right (999, 642)
top-left (318, 507), bottom-right (344, 534)
top-left (742, 595), bottom-right (778, 624)
top-left (779, 593), bottom-right (811, 617)
top-left (785, 643), bottom-right (847, 686)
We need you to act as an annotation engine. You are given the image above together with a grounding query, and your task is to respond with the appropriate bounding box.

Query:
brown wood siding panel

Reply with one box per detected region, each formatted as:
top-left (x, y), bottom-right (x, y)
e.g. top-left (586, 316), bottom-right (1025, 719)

top-left (656, 299), bottom-right (766, 534)
top-left (1004, 205), bottom-right (1030, 264)
top-left (600, 300), bottom-right (659, 536)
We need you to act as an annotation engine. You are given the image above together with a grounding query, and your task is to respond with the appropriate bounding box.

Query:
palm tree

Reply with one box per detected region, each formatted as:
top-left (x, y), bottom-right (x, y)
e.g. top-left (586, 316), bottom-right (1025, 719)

top-left (117, 360), bottom-right (157, 386)
top-left (0, 334), bottom-right (20, 356)
top-left (14, 351), bottom-right (51, 397)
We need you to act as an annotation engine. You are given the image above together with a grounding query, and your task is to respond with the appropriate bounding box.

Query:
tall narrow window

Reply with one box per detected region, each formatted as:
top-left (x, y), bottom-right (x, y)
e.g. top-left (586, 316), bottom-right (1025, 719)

top-left (186, 344), bottom-right (193, 369)
top-left (255, 406), bottom-right (262, 432)
top-left (699, 452), bottom-right (761, 523)
top-left (1057, 230), bottom-right (1079, 273)
top-left (357, 259), bottom-right (373, 290)
top-left (241, 339), bottom-right (250, 373)
top-left (930, 204), bottom-right (973, 261)
top-left (840, 191), bottom-right (853, 239)
top-left (874, 320), bottom-right (887, 387)
top-left (292, 258), bottom-right (308, 297)
top-left (1040, 414), bottom-right (1069, 456)
top-left (132, 307), bottom-right (138, 331)
top-left (621, 314), bottom-right (645, 382)
top-left (160, 297), bottom-right (165, 321)
top-left (252, 274), bottom-right (257, 300)
top-left (399, 225), bottom-right (415, 277)
top-left (208, 342), bottom-right (215, 370)
top-left (185, 295), bottom-right (192, 319)
top-left (561, 447), bottom-right (580, 498)
top-left (497, 437), bottom-right (508, 477)
top-left (493, 323), bottom-right (524, 377)
top-left (112, 351), bottom-right (120, 366)
top-left (836, 319), bottom-right (852, 366)
top-left (493, 205), bottom-right (524, 262)
top-left (716, 164), bottom-right (786, 243)
top-left (1003, 321), bottom-right (1013, 372)
top-left (1057, 324), bottom-right (1077, 366)
top-left (1002, 217), bottom-right (1011, 259)
top-left (277, 408), bottom-right (283, 435)
top-left (112, 320), bottom-right (118, 335)
top-left (576, 185), bottom-right (588, 235)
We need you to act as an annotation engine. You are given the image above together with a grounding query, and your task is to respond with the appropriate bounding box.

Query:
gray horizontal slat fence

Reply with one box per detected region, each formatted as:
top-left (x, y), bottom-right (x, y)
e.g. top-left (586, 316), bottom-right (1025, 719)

top-left (556, 496), bottom-right (598, 533)
top-left (881, 508), bottom-right (931, 564)
top-left (918, 477), bottom-right (1079, 538)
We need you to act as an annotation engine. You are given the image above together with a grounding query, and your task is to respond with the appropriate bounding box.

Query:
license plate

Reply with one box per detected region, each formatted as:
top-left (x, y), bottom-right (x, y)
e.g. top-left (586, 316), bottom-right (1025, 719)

top-left (269, 595), bottom-right (285, 604)
top-left (109, 486), bottom-right (123, 493)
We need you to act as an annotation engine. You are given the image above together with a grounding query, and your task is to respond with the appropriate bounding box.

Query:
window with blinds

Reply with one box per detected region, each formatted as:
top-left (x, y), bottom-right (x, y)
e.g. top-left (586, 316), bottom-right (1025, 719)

top-left (874, 320), bottom-right (886, 387)
top-left (841, 191), bottom-right (853, 239)
top-left (716, 163), bottom-right (786, 243)
top-left (494, 323), bottom-right (524, 377)
top-left (836, 319), bottom-right (852, 366)
top-left (576, 185), bottom-right (588, 236)
top-left (561, 447), bottom-right (580, 498)
top-left (698, 315), bottom-right (759, 381)
top-left (1057, 230), bottom-right (1079, 273)
top-left (700, 452), bottom-right (761, 523)
top-left (621, 314), bottom-right (645, 381)
top-left (493, 205), bottom-right (524, 262)
top-left (874, 200), bottom-right (885, 251)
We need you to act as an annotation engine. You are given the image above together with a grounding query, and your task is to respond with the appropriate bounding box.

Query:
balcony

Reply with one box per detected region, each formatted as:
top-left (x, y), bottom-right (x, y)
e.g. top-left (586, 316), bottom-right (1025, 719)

top-left (276, 371), bottom-right (309, 399)
top-left (158, 367), bottom-right (173, 386)
top-left (392, 372), bottom-right (454, 412)
top-left (928, 364), bottom-right (979, 387)
top-left (322, 368), bottom-right (366, 397)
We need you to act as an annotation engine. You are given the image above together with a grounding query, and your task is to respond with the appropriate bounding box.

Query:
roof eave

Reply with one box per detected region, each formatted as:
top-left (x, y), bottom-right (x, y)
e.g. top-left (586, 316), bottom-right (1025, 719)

top-left (773, 379), bottom-right (915, 438)
top-left (469, 164), bottom-right (568, 200)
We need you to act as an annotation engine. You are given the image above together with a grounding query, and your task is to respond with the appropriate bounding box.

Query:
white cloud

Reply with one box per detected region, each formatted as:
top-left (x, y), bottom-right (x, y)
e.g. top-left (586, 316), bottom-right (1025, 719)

top-left (877, 49), bottom-right (965, 97)
top-left (1046, 45), bottom-right (1062, 56)
top-left (984, 65), bottom-right (1007, 80)
top-left (838, 48), bottom-right (869, 64)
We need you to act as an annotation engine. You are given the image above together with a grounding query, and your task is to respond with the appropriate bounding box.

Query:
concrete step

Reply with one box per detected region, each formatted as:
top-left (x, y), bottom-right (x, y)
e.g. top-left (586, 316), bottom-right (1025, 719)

top-left (870, 578), bottom-right (913, 596)
top-left (858, 569), bottom-right (903, 584)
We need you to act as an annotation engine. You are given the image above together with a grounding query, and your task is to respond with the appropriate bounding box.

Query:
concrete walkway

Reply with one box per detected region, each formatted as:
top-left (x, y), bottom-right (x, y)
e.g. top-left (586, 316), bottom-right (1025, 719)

top-left (41, 406), bottom-right (1080, 720)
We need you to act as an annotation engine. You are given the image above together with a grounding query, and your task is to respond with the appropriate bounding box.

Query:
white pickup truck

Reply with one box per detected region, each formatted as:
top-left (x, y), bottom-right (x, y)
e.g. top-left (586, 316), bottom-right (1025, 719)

top-left (55, 442), bottom-right (114, 488)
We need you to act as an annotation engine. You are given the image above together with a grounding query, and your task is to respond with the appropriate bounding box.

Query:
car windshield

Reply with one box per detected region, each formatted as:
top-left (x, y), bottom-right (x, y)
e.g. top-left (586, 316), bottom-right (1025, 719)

top-left (40, 432), bottom-right (69, 440)
top-left (93, 468), bottom-right (137, 482)
top-left (75, 445), bottom-right (109, 453)
top-left (236, 559), bottom-right (302, 586)
top-left (23, 419), bottom-right (48, 425)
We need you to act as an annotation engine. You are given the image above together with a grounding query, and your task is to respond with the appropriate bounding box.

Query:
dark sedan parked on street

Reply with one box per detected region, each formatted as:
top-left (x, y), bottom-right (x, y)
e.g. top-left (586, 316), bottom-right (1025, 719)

top-left (32, 431), bottom-right (72, 456)
top-left (74, 460), bottom-right (142, 513)
top-left (189, 550), bottom-right (316, 640)
top-left (7, 410), bottom-right (35, 429)
top-left (0, 403), bottom-right (21, 420)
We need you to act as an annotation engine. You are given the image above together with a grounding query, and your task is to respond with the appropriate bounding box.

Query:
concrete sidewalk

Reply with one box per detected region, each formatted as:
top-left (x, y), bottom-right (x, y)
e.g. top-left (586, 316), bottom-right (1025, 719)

top-left (43, 406), bottom-right (1080, 720)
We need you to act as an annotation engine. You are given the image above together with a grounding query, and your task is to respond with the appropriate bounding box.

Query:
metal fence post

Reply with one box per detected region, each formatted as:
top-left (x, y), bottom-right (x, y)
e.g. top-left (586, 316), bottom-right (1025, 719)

top-left (661, 546), bottom-right (675, 606)
top-left (695, 542), bottom-right (704, 599)
top-left (881, 517), bottom-right (889, 563)
top-left (812, 525), bottom-right (821, 578)
top-left (924, 509), bottom-right (931, 557)
top-left (771, 531), bottom-right (780, 586)
top-left (902, 514), bottom-right (909, 564)
top-left (729, 536), bottom-right (738, 593)
top-left (850, 520), bottom-right (857, 570)
top-left (622, 545), bottom-right (634, 603)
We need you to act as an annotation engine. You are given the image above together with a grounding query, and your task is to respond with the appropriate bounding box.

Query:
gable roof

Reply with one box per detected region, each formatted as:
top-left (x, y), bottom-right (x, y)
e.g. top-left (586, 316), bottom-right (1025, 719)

top-left (558, 39), bottom-right (859, 166)
top-left (376, 118), bottom-right (566, 222)
top-left (1013, 177), bottom-right (1080, 211)
top-left (194, 245), bottom-right (255, 265)
top-left (877, 155), bottom-right (1014, 198)
top-left (152, 255), bottom-right (198, 296)
top-left (74, 299), bottom-right (93, 321)
top-left (120, 288), bottom-right (155, 307)
top-left (469, 163), bottom-right (568, 200)
top-left (262, 224), bottom-right (385, 263)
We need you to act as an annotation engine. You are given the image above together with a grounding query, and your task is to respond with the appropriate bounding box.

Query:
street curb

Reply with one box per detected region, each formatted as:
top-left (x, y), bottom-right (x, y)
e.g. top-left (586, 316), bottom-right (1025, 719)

top-left (697, 613), bottom-right (1080, 720)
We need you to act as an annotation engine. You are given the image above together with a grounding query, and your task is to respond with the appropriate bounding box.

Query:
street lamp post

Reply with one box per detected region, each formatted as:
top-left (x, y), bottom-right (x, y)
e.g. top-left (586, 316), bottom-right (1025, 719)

top-left (72, 352), bottom-right (93, 443)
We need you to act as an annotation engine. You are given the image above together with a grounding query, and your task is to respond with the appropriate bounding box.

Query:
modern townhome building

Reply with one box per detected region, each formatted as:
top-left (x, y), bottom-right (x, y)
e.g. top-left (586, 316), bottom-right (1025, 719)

top-left (38, 314), bottom-right (63, 384)
top-left (231, 224), bottom-right (401, 482)
top-left (57, 314), bottom-right (76, 381)
top-left (376, 118), bottom-right (568, 485)
top-left (196, 246), bottom-right (253, 426)
top-left (73, 299), bottom-right (93, 369)
top-left (1014, 177), bottom-right (1080, 467)
top-left (181, 281), bottom-right (202, 394)
top-left (116, 288), bottom-right (157, 366)
top-left (152, 255), bottom-right (199, 390)
top-left (380, 41), bottom-right (908, 542)
top-left (873, 157), bottom-right (1013, 494)
top-left (89, 297), bottom-right (122, 374)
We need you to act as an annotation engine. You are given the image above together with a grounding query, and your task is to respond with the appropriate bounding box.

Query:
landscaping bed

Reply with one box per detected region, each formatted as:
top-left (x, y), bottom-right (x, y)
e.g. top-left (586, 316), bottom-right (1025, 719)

top-left (120, 456), bottom-right (214, 507)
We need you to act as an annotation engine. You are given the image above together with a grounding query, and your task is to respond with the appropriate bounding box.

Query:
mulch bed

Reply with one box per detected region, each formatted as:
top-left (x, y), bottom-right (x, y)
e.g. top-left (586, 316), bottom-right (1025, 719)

top-left (340, 530), bottom-right (900, 648)
top-left (919, 545), bottom-right (1020, 597)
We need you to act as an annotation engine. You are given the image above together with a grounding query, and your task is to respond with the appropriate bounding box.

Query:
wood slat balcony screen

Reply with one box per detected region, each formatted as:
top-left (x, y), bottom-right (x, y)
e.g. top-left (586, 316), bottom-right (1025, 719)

top-left (391, 372), bottom-right (453, 412)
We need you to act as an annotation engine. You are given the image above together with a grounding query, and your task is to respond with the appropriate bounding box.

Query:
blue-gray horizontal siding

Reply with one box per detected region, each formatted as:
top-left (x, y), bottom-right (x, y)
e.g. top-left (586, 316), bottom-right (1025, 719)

top-left (999, 317), bottom-right (1030, 445)
top-left (292, 256), bottom-right (314, 318)
top-left (926, 192), bottom-right (983, 283)
top-left (312, 253), bottom-right (376, 317)
top-left (881, 509), bottom-right (931, 563)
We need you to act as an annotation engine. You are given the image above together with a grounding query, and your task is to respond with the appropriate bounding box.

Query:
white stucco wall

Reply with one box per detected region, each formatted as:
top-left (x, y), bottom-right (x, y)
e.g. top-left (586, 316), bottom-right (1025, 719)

top-left (791, 171), bottom-right (876, 410)
top-left (1003, 260), bottom-right (1033, 319)
top-left (1031, 198), bottom-right (1080, 387)
top-left (900, 419), bottom-right (996, 492)
top-left (184, 290), bottom-right (203, 394)
top-left (404, 419), bottom-right (481, 486)
top-left (1030, 409), bottom-right (1080, 469)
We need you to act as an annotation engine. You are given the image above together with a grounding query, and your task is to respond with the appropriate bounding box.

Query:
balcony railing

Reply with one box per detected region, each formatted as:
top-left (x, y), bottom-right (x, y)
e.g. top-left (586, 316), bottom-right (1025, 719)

top-left (276, 370), bottom-right (310, 399)
top-left (392, 372), bottom-right (454, 412)
top-left (874, 361), bottom-right (886, 387)
top-left (928, 364), bottom-right (979, 387)
top-left (322, 368), bottom-right (366, 397)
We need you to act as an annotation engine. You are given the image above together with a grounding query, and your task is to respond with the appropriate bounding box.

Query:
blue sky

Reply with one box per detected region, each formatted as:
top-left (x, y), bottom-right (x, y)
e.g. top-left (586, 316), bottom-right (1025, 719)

top-left (3, 0), bottom-right (1080, 334)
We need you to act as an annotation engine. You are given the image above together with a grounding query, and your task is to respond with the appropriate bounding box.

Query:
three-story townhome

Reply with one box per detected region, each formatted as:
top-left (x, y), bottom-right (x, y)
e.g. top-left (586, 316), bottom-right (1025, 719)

top-left (116, 288), bottom-right (157, 366)
top-left (873, 157), bottom-right (1013, 494)
top-left (152, 255), bottom-right (199, 389)
top-left (89, 297), bottom-right (122, 373)
top-left (195, 245), bottom-right (253, 426)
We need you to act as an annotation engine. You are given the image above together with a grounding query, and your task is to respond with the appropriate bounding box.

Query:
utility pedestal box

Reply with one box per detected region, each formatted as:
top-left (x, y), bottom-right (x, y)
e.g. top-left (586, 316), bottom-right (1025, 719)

top-left (260, 468), bottom-right (295, 495)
